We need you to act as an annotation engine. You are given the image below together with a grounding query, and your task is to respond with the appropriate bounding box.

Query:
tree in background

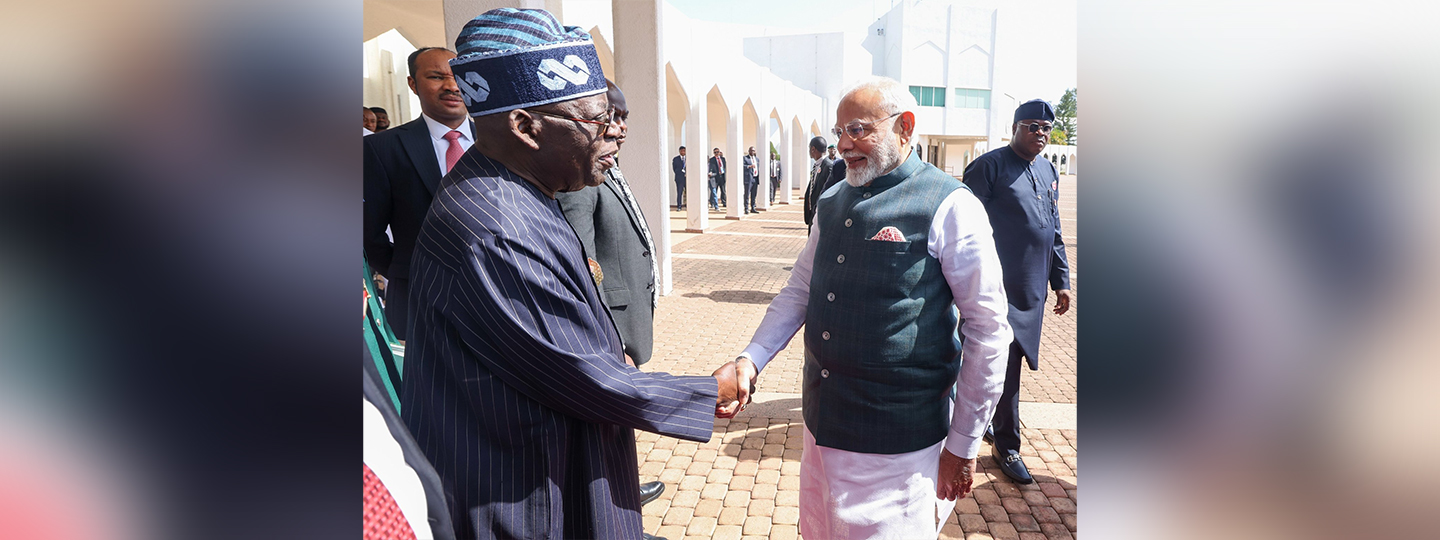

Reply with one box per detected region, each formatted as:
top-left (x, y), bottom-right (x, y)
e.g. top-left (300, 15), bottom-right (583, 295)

top-left (1055, 88), bottom-right (1077, 146)
top-left (1049, 129), bottom-right (1068, 146)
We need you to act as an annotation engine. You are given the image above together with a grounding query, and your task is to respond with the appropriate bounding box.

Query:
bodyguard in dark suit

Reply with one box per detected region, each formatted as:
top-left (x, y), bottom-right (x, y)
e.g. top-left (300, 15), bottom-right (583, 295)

top-left (401, 10), bottom-right (740, 540)
top-left (802, 136), bottom-right (833, 230)
top-left (769, 154), bottom-right (781, 203)
top-left (743, 146), bottom-right (760, 213)
top-left (364, 46), bottom-right (476, 341)
top-left (707, 148), bottom-right (727, 210)
top-left (962, 99), bottom-right (1072, 485)
top-left (826, 154), bottom-right (847, 194)
top-left (672, 146), bottom-right (686, 209)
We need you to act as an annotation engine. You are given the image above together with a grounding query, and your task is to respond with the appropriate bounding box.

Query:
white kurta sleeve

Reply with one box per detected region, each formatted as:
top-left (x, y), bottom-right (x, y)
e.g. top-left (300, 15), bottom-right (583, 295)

top-left (928, 189), bottom-right (1013, 459)
top-left (738, 220), bottom-right (821, 373)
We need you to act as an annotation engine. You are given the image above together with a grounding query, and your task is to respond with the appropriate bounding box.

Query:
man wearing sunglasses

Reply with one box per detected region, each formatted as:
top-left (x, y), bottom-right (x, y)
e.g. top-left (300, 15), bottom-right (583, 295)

top-left (961, 99), bottom-right (1073, 485)
top-left (713, 76), bottom-right (1013, 539)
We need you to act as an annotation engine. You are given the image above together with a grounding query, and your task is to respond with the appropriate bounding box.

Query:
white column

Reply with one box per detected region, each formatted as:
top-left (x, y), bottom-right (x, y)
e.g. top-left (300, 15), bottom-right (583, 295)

top-left (779, 122), bottom-right (793, 205)
top-left (612, 0), bottom-right (669, 295)
top-left (757, 115), bottom-right (771, 211)
top-left (725, 109), bottom-right (743, 219)
top-left (685, 97), bottom-right (708, 232)
top-left (790, 126), bottom-right (807, 196)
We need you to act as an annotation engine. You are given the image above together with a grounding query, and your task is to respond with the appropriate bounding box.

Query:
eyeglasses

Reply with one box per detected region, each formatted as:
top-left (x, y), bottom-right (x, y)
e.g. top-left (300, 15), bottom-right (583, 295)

top-left (1018, 121), bottom-right (1054, 134)
top-left (832, 112), bottom-right (902, 142)
top-left (526, 108), bottom-right (613, 128)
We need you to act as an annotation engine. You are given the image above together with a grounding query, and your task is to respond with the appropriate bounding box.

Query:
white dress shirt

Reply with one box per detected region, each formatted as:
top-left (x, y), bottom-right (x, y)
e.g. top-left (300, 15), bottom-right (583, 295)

top-left (420, 113), bottom-right (475, 175)
top-left (739, 187), bottom-right (1012, 460)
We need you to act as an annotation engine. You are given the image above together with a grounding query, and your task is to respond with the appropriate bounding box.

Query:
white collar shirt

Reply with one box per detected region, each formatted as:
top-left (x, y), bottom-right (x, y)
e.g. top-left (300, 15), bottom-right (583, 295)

top-left (421, 113), bottom-right (475, 176)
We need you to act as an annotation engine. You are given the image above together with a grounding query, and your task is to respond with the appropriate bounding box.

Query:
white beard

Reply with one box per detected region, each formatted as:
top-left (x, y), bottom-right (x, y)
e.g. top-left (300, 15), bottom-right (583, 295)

top-left (842, 132), bottom-right (903, 187)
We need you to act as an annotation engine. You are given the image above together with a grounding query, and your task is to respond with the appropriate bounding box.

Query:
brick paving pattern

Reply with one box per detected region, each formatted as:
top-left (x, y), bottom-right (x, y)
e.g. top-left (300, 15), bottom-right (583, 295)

top-left (645, 176), bottom-right (1078, 539)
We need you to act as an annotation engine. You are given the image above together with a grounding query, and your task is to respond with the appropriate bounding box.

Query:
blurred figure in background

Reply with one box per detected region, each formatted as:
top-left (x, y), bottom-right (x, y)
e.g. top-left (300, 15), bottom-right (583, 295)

top-left (743, 146), bottom-right (760, 213)
top-left (370, 107), bottom-right (390, 132)
top-left (363, 107), bottom-right (377, 135)
top-left (672, 146), bottom-right (686, 210)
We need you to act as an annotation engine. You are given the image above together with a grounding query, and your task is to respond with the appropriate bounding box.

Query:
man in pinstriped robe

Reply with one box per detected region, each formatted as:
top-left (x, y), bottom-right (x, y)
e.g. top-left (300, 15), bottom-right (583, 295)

top-left (399, 9), bottom-right (739, 540)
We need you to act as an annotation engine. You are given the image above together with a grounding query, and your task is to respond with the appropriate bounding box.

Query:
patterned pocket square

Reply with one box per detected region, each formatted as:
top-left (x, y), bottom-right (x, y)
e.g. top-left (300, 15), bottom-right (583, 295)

top-left (869, 226), bottom-right (905, 242)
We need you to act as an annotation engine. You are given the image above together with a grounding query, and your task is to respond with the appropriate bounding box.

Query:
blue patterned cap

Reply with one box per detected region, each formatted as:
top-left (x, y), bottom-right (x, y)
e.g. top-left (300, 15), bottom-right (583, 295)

top-left (449, 8), bottom-right (607, 117)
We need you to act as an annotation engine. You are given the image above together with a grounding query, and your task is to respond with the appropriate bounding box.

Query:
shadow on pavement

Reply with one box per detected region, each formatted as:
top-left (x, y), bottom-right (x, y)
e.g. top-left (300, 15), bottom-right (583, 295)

top-left (682, 290), bottom-right (777, 304)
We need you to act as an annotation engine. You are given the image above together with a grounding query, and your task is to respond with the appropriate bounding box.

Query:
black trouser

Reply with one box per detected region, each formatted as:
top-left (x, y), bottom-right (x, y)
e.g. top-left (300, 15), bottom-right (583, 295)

top-left (990, 341), bottom-right (1026, 454)
top-left (770, 175), bottom-right (779, 202)
top-left (745, 179), bottom-right (758, 210)
top-left (675, 178), bottom-right (686, 208)
top-left (718, 177), bottom-right (727, 206)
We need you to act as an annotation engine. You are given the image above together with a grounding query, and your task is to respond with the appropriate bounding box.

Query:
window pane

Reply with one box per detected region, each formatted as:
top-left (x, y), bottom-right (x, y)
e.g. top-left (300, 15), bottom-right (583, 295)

top-left (910, 86), bottom-right (923, 104)
top-left (935, 89), bottom-right (945, 107)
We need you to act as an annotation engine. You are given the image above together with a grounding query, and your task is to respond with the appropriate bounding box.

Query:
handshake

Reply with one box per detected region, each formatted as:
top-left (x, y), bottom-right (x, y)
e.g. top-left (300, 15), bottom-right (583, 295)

top-left (710, 357), bottom-right (758, 418)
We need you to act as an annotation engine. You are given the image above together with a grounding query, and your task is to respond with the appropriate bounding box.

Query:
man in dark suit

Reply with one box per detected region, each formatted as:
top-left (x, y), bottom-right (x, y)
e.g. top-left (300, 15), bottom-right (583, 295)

top-left (557, 79), bottom-right (667, 515)
top-left (742, 146), bottom-right (760, 213)
top-left (963, 99), bottom-right (1072, 485)
top-left (401, 10), bottom-right (740, 540)
top-left (769, 152), bottom-right (782, 203)
top-left (707, 148), bottom-right (727, 210)
top-left (363, 46), bottom-right (476, 342)
top-left (672, 146), bottom-right (686, 209)
top-left (827, 154), bottom-right (847, 193)
top-left (802, 136), bottom-right (833, 231)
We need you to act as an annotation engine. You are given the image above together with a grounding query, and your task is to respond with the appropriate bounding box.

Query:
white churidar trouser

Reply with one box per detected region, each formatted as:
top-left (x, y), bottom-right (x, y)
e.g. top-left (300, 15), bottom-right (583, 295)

top-left (798, 424), bottom-right (957, 539)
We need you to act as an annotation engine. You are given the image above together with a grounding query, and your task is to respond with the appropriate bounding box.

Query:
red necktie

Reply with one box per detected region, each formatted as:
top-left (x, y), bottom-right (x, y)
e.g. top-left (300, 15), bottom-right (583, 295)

top-left (443, 130), bottom-right (463, 174)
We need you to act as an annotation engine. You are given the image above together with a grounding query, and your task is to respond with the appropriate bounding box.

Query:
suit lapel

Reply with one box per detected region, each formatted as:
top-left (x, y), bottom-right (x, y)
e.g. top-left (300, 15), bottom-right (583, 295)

top-left (603, 174), bottom-right (646, 236)
top-left (398, 118), bottom-right (443, 195)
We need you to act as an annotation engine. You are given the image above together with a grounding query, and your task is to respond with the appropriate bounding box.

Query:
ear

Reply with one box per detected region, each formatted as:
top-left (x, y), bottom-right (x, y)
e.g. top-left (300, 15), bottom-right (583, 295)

top-left (897, 111), bottom-right (916, 144)
top-left (407, 76), bottom-right (417, 95)
top-left (510, 109), bottom-right (543, 151)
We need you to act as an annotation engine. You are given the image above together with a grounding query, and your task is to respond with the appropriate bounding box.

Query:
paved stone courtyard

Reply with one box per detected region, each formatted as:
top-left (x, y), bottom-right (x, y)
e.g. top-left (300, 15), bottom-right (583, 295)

top-left (639, 176), bottom-right (1078, 540)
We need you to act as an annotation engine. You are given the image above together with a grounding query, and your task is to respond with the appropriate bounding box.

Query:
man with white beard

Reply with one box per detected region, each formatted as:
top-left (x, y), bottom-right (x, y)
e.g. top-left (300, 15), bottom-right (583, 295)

top-left (710, 76), bottom-right (1013, 539)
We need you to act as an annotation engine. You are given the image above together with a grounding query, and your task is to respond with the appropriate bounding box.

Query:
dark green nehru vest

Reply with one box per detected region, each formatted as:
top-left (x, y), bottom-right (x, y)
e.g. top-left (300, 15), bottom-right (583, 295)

top-left (803, 151), bottom-right (968, 454)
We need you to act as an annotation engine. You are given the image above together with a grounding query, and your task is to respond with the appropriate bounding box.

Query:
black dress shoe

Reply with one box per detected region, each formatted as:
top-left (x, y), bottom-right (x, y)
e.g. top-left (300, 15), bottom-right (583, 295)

top-left (983, 424), bottom-right (995, 444)
top-left (992, 445), bottom-right (1034, 484)
top-left (639, 481), bottom-right (665, 506)
top-left (642, 534), bottom-right (667, 540)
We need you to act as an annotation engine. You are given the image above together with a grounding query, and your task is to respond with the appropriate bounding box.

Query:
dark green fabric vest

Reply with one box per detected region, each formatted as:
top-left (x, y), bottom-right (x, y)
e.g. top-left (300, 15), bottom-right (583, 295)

top-left (803, 152), bottom-right (968, 454)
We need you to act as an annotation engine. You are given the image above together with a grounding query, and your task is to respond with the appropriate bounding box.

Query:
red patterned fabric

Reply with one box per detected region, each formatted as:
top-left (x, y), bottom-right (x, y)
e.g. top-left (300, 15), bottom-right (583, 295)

top-left (870, 226), bottom-right (906, 242)
top-left (363, 464), bottom-right (418, 540)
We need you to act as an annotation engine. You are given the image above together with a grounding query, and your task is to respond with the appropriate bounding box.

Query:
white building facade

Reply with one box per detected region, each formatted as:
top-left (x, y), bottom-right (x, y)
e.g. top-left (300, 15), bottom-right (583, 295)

top-left (867, 1), bottom-right (1004, 176)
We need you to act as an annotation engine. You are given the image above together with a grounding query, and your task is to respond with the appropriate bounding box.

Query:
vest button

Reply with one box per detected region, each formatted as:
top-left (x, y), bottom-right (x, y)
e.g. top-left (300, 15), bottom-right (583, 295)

top-left (827, 292), bottom-right (835, 302)
top-left (820, 369), bottom-right (830, 378)
top-left (836, 254), bottom-right (845, 264)
top-left (821, 331), bottom-right (830, 340)
top-left (863, 192), bottom-right (872, 198)
top-left (844, 218), bottom-right (853, 227)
